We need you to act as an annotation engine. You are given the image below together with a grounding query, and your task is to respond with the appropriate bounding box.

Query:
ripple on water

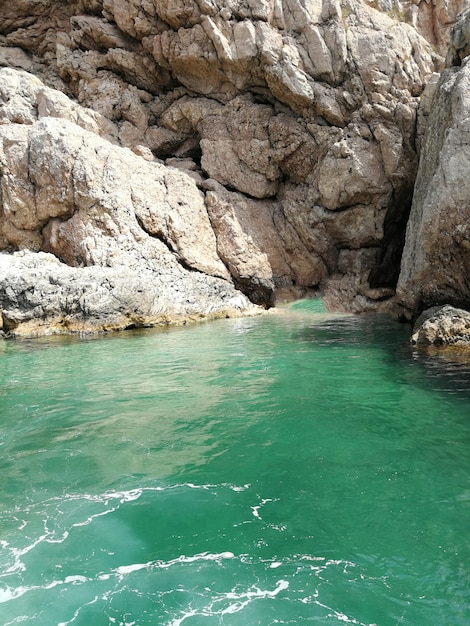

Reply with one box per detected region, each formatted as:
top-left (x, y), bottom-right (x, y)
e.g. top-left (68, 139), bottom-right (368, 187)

top-left (0, 483), bottom-right (387, 625)
top-left (1, 303), bottom-right (470, 625)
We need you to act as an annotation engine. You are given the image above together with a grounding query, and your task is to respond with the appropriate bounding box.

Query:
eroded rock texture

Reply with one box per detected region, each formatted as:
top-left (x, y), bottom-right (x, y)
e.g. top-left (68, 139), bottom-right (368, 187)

top-left (0, 0), bottom-right (464, 333)
top-left (411, 305), bottom-right (470, 347)
top-left (397, 6), bottom-right (470, 318)
top-left (0, 249), bottom-right (256, 336)
top-left (0, 69), bottom-right (257, 334)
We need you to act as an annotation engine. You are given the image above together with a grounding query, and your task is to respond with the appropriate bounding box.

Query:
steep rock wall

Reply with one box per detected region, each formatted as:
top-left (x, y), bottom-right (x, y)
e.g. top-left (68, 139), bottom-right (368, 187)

top-left (396, 6), bottom-right (470, 318)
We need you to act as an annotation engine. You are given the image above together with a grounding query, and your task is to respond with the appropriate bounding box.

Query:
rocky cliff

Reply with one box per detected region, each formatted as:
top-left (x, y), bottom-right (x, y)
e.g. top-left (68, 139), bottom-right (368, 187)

top-left (0, 0), bottom-right (466, 335)
top-left (396, 6), bottom-right (470, 318)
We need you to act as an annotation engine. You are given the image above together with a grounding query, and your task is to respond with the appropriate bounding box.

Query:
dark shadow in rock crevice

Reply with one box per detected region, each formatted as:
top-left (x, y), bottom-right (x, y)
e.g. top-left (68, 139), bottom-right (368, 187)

top-left (368, 182), bottom-right (414, 290)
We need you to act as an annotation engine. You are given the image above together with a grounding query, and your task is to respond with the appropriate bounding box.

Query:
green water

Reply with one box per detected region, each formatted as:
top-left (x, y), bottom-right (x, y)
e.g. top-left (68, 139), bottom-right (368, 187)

top-left (1, 300), bottom-right (470, 625)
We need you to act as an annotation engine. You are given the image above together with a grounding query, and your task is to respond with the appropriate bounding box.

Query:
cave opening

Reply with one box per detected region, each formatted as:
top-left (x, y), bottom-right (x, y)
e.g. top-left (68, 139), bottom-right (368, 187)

top-left (368, 183), bottom-right (414, 290)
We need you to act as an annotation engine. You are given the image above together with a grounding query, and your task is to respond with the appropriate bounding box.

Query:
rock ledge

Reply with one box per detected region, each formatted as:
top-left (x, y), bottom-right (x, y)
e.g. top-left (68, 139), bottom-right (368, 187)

top-left (0, 251), bottom-right (259, 338)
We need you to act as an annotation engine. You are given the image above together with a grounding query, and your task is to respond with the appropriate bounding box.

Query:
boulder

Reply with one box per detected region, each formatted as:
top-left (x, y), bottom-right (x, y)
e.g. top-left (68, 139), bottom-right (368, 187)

top-left (0, 113), bottom-right (228, 278)
top-left (411, 305), bottom-right (470, 347)
top-left (0, 74), bottom-right (261, 336)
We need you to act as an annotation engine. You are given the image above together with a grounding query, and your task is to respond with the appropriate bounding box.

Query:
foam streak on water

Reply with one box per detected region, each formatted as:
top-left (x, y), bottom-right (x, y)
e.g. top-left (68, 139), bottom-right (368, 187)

top-left (1, 300), bottom-right (470, 625)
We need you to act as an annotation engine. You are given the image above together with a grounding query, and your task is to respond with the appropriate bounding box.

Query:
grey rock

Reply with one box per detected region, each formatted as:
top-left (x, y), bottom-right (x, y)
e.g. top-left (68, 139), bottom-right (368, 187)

top-left (446, 5), bottom-right (470, 67)
top-left (0, 0), bottom-right (462, 325)
top-left (0, 82), bottom-right (262, 336)
top-left (396, 24), bottom-right (470, 317)
top-left (0, 251), bottom-right (258, 337)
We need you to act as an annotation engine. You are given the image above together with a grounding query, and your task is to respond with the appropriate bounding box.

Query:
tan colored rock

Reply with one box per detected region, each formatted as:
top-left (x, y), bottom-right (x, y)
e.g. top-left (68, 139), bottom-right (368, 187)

top-left (0, 0), bottom-right (453, 318)
top-left (0, 125), bottom-right (36, 232)
top-left (0, 1), bottom-right (71, 59)
top-left (102, 0), bottom-right (163, 39)
top-left (0, 69), bottom-right (45, 125)
top-left (318, 136), bottom-right (391, 210)
top-left (0, 67), bottom-right (117, 139)
top-left (278, 184), bottom-right (338, 275)
top-left (29, 117), bottom-right (228, 279)
top-left (131, 144), bottom-right (155, 161)
top-left (0, 46), bottom-right (34, 72)
top-left (0, 102), bottom-right (259, 334)
top-left (411, 305), bottom-right (470, 347)
top-left (410, 0), bottom-right (465, 60)
top-left (200, 98), bottom-right (279, 198)
top-left (203, 179), bottom-right (325, 304)
top-left (364, 0), bottom-right (464, 59)
top-left (204, 182), bottom-right (275, 305)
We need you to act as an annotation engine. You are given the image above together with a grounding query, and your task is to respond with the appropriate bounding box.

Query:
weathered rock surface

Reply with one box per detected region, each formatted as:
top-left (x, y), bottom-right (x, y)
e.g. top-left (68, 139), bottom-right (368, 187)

top-left (411, 305), bottom-right (470, 347)
top-left (396, 6), bottom-right (470, 318)
top-left (0, 0), bottom-right (464, 333)
top-left (0, 250), bottom-right (255, 336)
top-left (446, 3), bottom-right (470, 66)
top-left (0, 70), bottom-right (260, 335)
top-left (404, 0), bottom-right (464, 60)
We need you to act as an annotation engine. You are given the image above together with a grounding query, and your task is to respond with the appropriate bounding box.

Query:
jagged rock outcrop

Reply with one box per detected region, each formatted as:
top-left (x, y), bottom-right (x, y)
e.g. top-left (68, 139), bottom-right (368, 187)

top-left (396, 6), bottom-right (470, 319)
top-left (0, 0), bottom-right (464, 333)
top-left (0, 70), bottom-right (259, 335)
top-left (401, 0), bottom-right (464, 59)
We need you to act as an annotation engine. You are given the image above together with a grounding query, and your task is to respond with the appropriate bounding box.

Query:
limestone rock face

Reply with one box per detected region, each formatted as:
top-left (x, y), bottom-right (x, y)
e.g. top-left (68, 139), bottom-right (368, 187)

top-left (446, 3), bottom-right (470, 66)
top-left (0, 0), bottom-right (454, 329)
top-left (0, 71), bottom-right (260, 335)
top-left (396, 9), bottom-right (470, 318)
top-left (411, 305), bottom-right (470, 347)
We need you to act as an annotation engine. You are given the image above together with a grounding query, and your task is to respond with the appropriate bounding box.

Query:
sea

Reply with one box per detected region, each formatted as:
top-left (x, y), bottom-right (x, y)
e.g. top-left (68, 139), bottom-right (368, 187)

top-left (1, 299), bottom-right (469, 625)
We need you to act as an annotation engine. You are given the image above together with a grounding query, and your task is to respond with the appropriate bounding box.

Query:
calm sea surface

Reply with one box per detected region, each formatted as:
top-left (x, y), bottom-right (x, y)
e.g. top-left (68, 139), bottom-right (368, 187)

top-left (1, 299), bottom-right (470, 625)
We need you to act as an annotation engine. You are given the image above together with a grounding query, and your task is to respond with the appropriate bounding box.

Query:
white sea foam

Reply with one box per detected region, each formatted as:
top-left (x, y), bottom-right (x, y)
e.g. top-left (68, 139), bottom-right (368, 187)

top-left (57, 594), bottom-right (100, 626)
top-left (219, 482), bottom-right (250, 491)
top-left (113, 563), bottom-right (149, 576)
top-left (0, 482), bottom-right (251, 617)
top-left (0, 574), bottom-right (92, 604)
top-left (0, 547), bottom-right (377, 626)
top-left (159, 551), bottom-right (234, 570)
top-left (168, 579), bottom-right (289, 625)
top-left (55, 481), bottom-right (250, 507)
top-left (251, 497), bottom-right (276, 520)
top-left (1, 482), bottom-right (249, 576)
top-left (0, 549), bottom-right (237, 606)
top-left (109, 551), bottom-right (236, 581)
top-left (313, 596), bottom-right (377, 625)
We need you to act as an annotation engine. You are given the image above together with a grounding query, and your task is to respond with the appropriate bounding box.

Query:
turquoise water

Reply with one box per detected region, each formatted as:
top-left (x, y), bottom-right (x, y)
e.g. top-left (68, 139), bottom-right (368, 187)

top-left (1, 299), bottom-right (470, 625)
